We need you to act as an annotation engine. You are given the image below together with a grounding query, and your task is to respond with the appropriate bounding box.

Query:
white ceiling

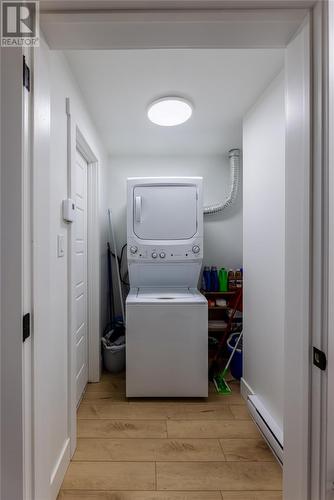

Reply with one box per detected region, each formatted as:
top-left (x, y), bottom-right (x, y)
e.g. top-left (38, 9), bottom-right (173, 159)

top-left (66, 49), bottom-right (284, 156)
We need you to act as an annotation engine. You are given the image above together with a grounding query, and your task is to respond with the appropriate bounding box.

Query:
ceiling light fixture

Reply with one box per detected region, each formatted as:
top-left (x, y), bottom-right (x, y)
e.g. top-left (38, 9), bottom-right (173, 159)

top-left (147, 97), bottom-right (193, 127)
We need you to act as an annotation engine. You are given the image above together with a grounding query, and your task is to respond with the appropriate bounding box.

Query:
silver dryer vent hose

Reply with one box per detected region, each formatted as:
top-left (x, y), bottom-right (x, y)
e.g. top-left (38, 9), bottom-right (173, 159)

top-left (204, 148), bottom-right (241, 216)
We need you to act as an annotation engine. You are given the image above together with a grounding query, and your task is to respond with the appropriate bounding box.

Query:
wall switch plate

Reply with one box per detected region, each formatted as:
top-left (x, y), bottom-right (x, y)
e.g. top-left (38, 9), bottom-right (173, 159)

top-left (57, 235), bottom-right (65, 258)
top-left (62, 198), bottom-right (75, 223)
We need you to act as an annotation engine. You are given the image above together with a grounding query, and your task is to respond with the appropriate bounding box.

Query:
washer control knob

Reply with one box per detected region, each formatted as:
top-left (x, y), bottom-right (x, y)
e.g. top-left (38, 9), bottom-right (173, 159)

top-left (130, 246), bottom-right (138, 254)
top-left (159, 252), bottom-right (166, 259)
top-left (151, 252), bottom-right (158, 259)
top-left (192, 245), bottom-right (200, 254)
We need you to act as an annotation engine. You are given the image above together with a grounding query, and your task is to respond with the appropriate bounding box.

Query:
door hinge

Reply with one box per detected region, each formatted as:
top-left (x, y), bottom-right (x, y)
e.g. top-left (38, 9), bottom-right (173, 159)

top-left (313, 346), bottom-right (327, 371)
top-left (23, 313), bottom-right (30, 342)
top-left (23, 56), bottom-right (30, 92)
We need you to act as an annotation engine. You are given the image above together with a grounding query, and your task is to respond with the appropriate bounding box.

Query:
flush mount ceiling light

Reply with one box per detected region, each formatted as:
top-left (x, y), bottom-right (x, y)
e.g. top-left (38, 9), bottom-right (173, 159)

top-left (147, 97), bottom-right (193, 127)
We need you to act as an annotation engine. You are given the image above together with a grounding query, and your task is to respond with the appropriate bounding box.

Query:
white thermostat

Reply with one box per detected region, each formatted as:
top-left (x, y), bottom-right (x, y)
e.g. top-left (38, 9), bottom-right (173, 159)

top-left (62, 199), bottom-right (76, 223)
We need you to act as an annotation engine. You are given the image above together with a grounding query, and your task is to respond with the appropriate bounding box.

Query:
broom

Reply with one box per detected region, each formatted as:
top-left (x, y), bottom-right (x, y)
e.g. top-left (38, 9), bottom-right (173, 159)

top-left (213, 331), bottom-right (243, 394)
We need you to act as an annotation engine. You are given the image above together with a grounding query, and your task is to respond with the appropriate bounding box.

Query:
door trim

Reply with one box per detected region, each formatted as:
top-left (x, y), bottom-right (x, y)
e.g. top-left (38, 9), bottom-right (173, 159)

top-left (326, 2), bottom-right (334, 495)
top-left (29, 4), bottom-right (327, 499)
top-left (51, 10), bottom-right (312, 499)
top-left (284, 16), bottom-right (311, 500)
top-left (309, 2), bottom-right (330, 499)
top-left (66, 98), bottom-right (101, 457)
top-left (319, 2), bottom-right (334, 500)
top-left (40, 9), bottom-right (308, 50)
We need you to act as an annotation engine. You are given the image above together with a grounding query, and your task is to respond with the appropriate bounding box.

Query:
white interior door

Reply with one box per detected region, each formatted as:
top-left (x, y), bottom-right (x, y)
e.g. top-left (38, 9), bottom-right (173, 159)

top-left (75, 148), bottom-right (88, 405)
top-left (1, 47), bottom-right (26, 500)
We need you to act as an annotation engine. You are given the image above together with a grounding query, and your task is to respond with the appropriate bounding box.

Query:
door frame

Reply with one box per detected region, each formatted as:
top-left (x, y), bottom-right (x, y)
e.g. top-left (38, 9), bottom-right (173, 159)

top-left (0, 3), bottom-right (324, 499)
top-left (326, 2), bottom-right (334, 496)
top-left (66, 98), bottom-right (101, 456)
top-left (40, 10), bottom-right (313, 500)
top-left (318, 0), bottom-right (334, 498)
top-left (283, 16), bottom-right (311, 500)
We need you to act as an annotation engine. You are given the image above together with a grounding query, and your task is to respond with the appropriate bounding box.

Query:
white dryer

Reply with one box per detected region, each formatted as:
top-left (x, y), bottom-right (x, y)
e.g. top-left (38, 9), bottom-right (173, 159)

top-left (126, 177), bottom-right (208, 397)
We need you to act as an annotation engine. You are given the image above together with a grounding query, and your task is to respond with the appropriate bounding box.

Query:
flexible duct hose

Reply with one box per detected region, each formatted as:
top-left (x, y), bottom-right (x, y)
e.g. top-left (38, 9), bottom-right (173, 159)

top-left (204, 148), bottom-right (241, 216)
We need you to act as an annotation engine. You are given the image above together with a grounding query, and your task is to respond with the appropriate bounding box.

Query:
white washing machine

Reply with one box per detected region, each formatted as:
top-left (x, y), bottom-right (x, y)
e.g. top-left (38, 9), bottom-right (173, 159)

top-left (126, 177), bottom-right (208, 397)
top-left (126, 288), bottom-right (208, 397)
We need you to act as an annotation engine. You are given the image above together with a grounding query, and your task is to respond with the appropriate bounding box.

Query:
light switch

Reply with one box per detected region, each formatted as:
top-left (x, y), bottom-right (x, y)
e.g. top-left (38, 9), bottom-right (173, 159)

top-left (57, 234), bottom-right (65, 258)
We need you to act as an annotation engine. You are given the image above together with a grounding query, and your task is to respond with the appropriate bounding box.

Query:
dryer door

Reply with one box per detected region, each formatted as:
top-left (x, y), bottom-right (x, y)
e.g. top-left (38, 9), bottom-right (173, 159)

top-left (133, 184), bottom-right (197, 240)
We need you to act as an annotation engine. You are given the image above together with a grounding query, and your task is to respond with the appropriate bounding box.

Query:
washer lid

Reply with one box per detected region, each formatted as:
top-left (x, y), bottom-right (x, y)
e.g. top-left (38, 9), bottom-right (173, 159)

top-left (128, 287), bottom-right (207, 304)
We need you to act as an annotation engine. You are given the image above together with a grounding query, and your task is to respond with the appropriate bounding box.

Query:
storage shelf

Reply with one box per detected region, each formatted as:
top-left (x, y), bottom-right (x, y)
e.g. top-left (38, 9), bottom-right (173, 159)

top-left (203, 291), bottom-right (238, 296)
top-left (208, 306), bottom-right (228, 310)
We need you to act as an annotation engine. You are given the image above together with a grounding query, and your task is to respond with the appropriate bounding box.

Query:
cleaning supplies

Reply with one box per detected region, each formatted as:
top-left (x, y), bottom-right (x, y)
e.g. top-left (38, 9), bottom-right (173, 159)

top-left (201, 273), bottom-right (206, 291)
top-left (203, 266), bottom-right (211, 291)
top-left (218, 268), bottom-right (228, 292)
top-left (213, 331), bottom-right (243, 394)
top-left (235, 268), bottom-right (243, 288)
top-left (204, 266), bottom-right (243, 292)
top-left (228, 269), bottom-right (235, 290)
top-left (210, 266), bottom-right (219, 291)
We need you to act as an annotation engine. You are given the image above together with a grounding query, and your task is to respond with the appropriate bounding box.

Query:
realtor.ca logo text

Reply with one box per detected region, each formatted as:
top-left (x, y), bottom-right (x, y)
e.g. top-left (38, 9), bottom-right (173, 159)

top-left (1, 1), bottom-right (39, 47)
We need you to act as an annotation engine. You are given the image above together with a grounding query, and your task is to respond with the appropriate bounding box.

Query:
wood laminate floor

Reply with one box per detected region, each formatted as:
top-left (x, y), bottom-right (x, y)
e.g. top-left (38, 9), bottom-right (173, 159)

top-left (58, 372), bottom-right (282, 500)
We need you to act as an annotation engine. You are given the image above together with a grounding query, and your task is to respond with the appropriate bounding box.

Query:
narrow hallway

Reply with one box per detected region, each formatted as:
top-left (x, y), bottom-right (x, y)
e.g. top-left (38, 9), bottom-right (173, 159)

top-left (58, 372), bottom-right (282, 499)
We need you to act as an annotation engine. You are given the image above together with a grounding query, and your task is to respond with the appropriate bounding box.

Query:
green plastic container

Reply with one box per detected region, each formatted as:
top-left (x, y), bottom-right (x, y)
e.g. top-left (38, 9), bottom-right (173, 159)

top-left (218, 268), bottom-right (228, 292)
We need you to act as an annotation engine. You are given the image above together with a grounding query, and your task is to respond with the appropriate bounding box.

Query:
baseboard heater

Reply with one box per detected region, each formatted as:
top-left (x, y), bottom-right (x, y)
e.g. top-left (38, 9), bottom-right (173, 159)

top-left (247, 395), bottom-right (283, 466)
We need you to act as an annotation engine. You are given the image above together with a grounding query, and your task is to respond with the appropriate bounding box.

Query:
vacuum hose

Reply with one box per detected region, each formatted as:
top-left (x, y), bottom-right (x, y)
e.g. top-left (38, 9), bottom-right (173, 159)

top-left (204, 148), bottom-right (241, 216)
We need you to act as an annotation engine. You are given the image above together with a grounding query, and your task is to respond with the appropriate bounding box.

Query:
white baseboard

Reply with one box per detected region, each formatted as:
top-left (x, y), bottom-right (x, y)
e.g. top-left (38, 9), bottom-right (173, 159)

top-left (50, 438), bottom-right (70, 500)
top-left (240, 377), bottom-right (254, 401)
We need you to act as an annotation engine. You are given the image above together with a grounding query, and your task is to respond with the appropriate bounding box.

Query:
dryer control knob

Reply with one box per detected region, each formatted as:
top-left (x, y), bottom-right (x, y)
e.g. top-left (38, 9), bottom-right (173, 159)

top-left (192, 245), bottom-right (200, 254)
top-left (151, 252), bottom-right (158, 259)
top-left (159, 252), bottom-right (166, 259)
top-left (130, 246), bottom-right (138, 254)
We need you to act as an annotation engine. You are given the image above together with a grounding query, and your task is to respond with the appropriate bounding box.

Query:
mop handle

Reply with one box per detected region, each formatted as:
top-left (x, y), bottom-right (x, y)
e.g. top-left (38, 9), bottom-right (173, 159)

top-left (108, 209), bottom-right (125, 320)
top-left (225, 332), bottom-right (243, 372)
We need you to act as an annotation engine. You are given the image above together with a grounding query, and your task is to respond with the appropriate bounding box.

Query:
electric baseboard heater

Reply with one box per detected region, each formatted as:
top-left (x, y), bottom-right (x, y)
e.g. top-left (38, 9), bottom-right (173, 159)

top-left (248, 395), bottom-right (283, 466)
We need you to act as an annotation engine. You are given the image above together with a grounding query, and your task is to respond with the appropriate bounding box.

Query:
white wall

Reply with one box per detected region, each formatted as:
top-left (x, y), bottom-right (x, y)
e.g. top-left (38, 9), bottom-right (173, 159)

top-left (35, 45), bottom-right (109, 499)
top-left (107, 154), bottom-right (243, 272)
top-left (242, 72), bottom-right (285, 433)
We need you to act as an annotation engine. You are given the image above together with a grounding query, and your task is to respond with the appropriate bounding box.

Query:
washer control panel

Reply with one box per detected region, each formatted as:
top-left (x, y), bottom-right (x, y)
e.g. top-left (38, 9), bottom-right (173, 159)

top-left (128, 240), bottom-right (202, 261)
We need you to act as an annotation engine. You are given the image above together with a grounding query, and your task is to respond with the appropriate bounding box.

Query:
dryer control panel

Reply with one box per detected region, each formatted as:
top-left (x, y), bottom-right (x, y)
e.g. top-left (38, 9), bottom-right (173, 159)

top-left (127, 239), bottom-right (203, 261)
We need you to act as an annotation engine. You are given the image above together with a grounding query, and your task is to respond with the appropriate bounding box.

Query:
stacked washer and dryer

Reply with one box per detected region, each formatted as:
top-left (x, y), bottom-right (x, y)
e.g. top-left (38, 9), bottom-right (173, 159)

top-left (126, 177), bottom-right (208, 397)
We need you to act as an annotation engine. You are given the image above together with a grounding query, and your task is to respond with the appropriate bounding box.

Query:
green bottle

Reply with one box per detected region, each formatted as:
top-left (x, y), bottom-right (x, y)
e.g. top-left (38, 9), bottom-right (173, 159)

top-left (218, 268), bottom-right (228, 292)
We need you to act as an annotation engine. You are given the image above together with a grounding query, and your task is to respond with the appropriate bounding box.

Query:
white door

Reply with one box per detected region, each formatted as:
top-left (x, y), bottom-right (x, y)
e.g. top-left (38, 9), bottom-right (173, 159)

top-left (1, 47), bottom-right (26, 500)
top-left (74, 148), bottom-right (89, 405)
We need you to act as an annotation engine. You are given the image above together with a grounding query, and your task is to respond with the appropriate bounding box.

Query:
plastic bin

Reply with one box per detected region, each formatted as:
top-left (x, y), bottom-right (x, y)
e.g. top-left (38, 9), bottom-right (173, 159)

top-left (227, 332), bottom-right (243, 380)
top-left (102, 334), bottom-right (125, 373)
